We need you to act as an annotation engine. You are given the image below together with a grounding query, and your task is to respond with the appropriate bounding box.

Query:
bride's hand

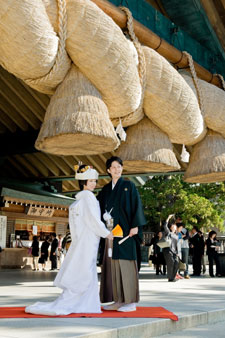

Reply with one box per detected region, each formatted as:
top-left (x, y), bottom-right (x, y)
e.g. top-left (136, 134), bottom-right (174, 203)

top-left (106, 232), bottom-right (114, 240)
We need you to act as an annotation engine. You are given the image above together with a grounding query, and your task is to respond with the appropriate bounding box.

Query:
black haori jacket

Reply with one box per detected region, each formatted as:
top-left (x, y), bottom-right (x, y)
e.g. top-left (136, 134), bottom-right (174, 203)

top-left (97, 177), bottom-right (146, 260)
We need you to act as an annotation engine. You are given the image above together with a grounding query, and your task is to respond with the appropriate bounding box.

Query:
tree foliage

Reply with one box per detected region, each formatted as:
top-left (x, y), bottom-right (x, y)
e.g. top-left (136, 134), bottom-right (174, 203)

top-left (138, 175), bottom-right (225, 233)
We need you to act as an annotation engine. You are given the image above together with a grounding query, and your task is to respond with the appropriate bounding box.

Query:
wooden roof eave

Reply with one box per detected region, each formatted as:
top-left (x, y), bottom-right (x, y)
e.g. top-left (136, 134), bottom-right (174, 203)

top-left (1, 187), bottom-right (74, 208)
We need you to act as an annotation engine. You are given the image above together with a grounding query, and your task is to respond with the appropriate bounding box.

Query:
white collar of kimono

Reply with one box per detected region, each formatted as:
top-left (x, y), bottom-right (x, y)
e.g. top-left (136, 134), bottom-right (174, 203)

top-left (75, 168), bottom-right (98, 180)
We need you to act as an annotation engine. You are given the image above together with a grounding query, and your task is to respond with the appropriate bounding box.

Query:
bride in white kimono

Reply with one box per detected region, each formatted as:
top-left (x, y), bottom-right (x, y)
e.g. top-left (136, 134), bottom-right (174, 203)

top-left (25, 166), bottom-right (113, 315)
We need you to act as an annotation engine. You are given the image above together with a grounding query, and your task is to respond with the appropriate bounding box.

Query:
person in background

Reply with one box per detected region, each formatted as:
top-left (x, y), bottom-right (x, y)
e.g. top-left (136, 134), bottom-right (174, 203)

top-left (206, 231), bottom-right (222, 277)
top-left (162, 214), bottom-right (179, 282)
top-left (150, 231), bottom-right (166, 275)
top-left (176, 223), bottom-right (184, 280)
top-left (31, 236), bottom-right (40, 271)
top-left (180, 226), bottom-right (190, 279)
top-left (189, 226), bottom-right (204, 276)
top-left (57, 234), bottom-right (64, 268)
top-left (198, 230), bottom-right (206, 274)
top-left (62, 225), bottom-right (72, 254)
top-left (39, 235), bottom-right (51, 271)
top-left (50, 233), bottom-right (58, 271)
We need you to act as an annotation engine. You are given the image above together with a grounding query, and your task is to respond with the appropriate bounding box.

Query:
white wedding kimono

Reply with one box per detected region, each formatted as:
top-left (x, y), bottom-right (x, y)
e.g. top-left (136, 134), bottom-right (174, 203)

top-left (25, 190), bottom-right (110, 315)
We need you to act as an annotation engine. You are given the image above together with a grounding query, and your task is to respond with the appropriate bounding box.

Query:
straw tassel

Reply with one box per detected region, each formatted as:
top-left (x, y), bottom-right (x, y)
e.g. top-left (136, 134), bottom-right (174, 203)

top-left (115, 117), bottom-right (180, 173)
top-left (35, 64), bottom-right (120, 155)
top-left (184, 130), bottom-right (225, 183)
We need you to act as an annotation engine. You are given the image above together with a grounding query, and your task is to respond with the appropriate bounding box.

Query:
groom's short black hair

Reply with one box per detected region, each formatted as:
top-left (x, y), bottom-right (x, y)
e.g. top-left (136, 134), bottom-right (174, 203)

top-left (106, 156), bottom-right (123, 172)
top-left (106, 156), bottom-right (123, 178)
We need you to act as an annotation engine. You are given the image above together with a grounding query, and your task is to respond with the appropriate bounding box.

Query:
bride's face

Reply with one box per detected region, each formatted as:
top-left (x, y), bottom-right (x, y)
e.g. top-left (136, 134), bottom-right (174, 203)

top-left (84, 179), bottom-right (97, 191)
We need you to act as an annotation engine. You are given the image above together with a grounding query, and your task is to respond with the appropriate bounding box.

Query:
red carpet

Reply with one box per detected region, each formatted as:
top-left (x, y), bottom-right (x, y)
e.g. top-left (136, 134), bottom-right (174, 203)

top-left (0, 307), bottom-right (178, 321)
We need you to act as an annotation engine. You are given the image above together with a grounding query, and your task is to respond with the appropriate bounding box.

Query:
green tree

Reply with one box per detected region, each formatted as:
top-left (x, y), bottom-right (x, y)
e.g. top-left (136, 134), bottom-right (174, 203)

top-left (139, 175), bottom-right (225, 233)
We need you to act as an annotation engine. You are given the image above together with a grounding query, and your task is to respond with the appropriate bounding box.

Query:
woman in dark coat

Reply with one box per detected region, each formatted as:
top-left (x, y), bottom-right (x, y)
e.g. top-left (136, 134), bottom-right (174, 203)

top-left (162, 215), bottom-right (179, 282)
top-left (50, 233), bottom-right (58, 270)
top-left (150, 231), bottom-right (166, 275)
top-left (31, 236), bottom-right (40, 271)
top-left (39, 235), bottom-right (51, 271)
top-left (206, 231), bottom-right (221, 277)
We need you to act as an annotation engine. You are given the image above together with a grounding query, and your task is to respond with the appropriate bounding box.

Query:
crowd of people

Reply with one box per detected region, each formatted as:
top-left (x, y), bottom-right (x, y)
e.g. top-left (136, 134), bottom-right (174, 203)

top-left (30, 229), bottom-right (71, 272)
top-left (149, 218), bottom-right (222, 281)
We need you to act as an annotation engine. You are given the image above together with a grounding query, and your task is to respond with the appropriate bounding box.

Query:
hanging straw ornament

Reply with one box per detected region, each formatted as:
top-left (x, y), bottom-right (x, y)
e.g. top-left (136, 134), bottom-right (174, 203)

top-left (35, 64), bottom-right (120, 155)
top-left (0, 0), bottom-right (71, 94)
top-left (180, 66), bottom-right (225, 139)
top-left (184, 130), bottom-right (225, 183)
top-left (115, 117), bottom-right (180, 173)
top-left (111, 7), bottom-right (146, 128)
top-left (43, 0), bottom-right (142, 118)
top-left (143, 47), bottom-right (206, 145)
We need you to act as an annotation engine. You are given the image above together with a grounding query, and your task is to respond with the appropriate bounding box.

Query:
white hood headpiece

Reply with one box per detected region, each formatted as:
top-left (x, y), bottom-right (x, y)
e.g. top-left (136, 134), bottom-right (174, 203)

top-left (74, 165), bottom-right (98, 180)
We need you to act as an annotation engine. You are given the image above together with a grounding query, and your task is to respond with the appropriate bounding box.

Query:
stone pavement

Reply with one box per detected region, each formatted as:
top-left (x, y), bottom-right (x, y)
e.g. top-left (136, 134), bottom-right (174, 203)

top-left (160, 320), bottom-right (225, 337)
top-left (0, 264), bottom-right (225, 338)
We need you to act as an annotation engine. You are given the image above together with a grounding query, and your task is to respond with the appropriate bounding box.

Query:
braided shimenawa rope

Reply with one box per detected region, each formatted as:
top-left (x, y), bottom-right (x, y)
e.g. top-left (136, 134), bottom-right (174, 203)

top-left (183, 51), bottom-right (205, 114)
top-left (119, 7), bottom-right (146, 117)
top-left (24, 0), bottom-right (68, 92)
top-left (215, 74), bottom-right (225, 90)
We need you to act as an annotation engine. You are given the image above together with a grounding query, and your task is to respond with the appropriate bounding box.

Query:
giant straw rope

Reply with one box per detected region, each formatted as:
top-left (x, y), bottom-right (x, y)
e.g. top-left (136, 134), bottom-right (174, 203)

top-left (111, 7), bottom-right (146, 127)
top-left (24, 0), bottom-right (70, 94)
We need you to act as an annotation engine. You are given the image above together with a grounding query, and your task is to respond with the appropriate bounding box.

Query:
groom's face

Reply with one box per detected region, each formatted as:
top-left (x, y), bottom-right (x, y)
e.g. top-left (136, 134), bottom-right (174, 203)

top-left (107, 161), bottom-right (123, 180)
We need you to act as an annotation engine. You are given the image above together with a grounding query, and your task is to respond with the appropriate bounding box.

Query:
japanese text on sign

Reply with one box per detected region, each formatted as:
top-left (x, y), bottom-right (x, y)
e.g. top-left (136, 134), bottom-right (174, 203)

top-left (26, 206), bottom-right (54, 217)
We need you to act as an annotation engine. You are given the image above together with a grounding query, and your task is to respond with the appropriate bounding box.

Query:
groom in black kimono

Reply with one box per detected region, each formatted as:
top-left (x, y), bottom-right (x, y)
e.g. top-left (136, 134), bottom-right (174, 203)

top-left (98, 156), bottom-right (146, 312)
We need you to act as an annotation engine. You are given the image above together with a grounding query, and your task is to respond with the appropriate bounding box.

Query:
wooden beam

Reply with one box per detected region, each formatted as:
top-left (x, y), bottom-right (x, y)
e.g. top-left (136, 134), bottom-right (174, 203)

top-left (62, 181), bottom-right (73, 192)
top-left (201, 0), bottom-right (225, 52)
top-left (0, 122), bottom-right (7, 134)
top-left (46, 154), bottom-right (72, 176)
top-left (220, 0), bottom-right (225, 12)
top-left (86, 155), bottom-right (105, 173)
top-left (0, 96), bottom-right (29, 131)
top-left (98, 152), bottom-right (115, 164)
top-left (145, 0), bottom-right (169, 18)
top-left (13, 154), bottom-right (40, 177)
top-left (91, 0), bottom-right (223, 88)
top-left (0, 81), bottom-right (41, 129)
top-left (66, 180), bottom-right (78, 191)
top-left (0, 66), bottom-right (45, 122)
top-left (0, 162), bottom-right (17, 178)
top-left (33, 152), bottom-right (61, 176)
top-left (64, 180), bottom-right (79, 191)
top-left (20, 81), bottom-right (50, 110)
top-left (0, 108), bottom-right (17, 133)
top-left (61, 156), bottom-right (76, 171)
top-left (7, 157), bottom-right (29, 177)
top-left (23, 153), bottom-right (49, 177)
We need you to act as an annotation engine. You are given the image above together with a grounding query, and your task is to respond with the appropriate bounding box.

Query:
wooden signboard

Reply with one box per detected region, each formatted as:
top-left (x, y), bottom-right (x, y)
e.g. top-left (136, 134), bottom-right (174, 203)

top-left (26, 206), bottom-right (54, 217)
